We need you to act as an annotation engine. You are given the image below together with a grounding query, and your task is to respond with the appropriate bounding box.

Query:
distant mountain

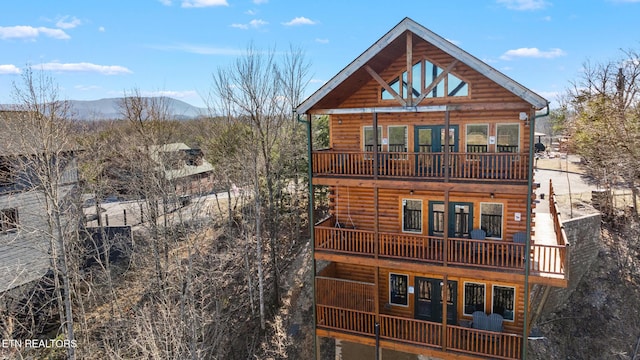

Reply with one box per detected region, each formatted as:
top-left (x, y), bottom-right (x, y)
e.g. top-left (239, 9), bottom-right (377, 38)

top-left (68, 97), bottom-right (207, 121)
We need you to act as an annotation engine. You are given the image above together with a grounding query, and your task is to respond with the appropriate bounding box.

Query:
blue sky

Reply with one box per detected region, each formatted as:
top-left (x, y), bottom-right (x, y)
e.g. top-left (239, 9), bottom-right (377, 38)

top-left (1, 0), bottom-right (639, 109)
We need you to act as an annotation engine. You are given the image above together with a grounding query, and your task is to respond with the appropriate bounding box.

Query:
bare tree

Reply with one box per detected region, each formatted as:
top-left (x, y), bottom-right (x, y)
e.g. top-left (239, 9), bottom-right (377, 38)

top-left (567, 49), bottom-right (640, 217)
top-left (210, 43), bottom-right (311, 306)
top-left (1, 68), bottom-right (80, 359)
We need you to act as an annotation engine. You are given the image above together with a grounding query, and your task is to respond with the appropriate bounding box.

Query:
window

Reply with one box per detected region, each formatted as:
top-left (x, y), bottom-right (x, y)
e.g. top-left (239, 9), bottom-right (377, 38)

top-left (402, 199), bottom-right (422, 233)
top-left (425, 60), bottom-right (444, 98)
top-left (496, 124), bottom-right (520, 153)
top-left (388, 125), bottom-right (408, 154)
top-left (448, 73), bottom-right (469, 97)
top-left (389, 273), bottom-right (408, 306)
top-left (480, 203), bottom-right (503, 239)
top-left (381, 60), bottom-right (468, 100)
top-left (0, 208), bottom-right (18, 233)
top-left (363, 126), bottom-right (382, 152)
top-left (0, 159), bottom-right (16, 187)
top-left (492, 285), bottom-right (515, 321)
top-left (464, 282), bottom-right (485, 315)
top-left (430, 203), bottom-right (445, 236)
top-left (382, 77), bottom-right (401, 100)
top-left (466, 124), bottom-right (488, 153)
top-left (452, 204), bottom-right (471, 238)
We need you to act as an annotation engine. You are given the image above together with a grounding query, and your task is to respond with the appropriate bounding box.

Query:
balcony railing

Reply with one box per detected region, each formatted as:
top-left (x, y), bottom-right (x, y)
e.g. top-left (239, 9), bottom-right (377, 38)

top-left (316, 276), bottom-right (375, 312)
top-left (312, 149), bottom-right (529, 181)
top-left (380, 314), bottom-right (442, 348)
top-left (447, 324), bottom-right (523, 360)
top-left (316, 300), bottom-right (523, 360)
top-left (316, 304), bottom-right (376, 336)
top-left (549, 179), bottom-right (570, 274)
top-left (314, 216), bottom-right (567, 277)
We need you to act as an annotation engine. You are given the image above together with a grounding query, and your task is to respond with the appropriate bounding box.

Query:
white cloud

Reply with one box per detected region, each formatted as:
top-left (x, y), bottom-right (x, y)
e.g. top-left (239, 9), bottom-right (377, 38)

top-left (181, 0), bottom-right (228, 8)
top-left (253, 0), bottom-right (268, 4)
top-left (282, 17), bottom-right (317, 26)
top-left (536, 90), bottom-right (560, 101)
top-left (38, 27), bottom-right (71, 39)
top-left (56, 16), bottom-right (82, 29)
top-left (246, 9), bottom-right (257, 15)
top-left (151, 43), bottom-right (243, 55)
top-left (315, 38), bottom-right (329, 44)
top-left (445, 38), bottom-right (461, 46)
top-left (143, 90), bottom-right (198, 99)
top-left (542, 15), bottom-right (552, 21)
top-left (232, 19), bottom-right (268, 29)
top-left (37, 62), bottom-right (132, 75)
top-left (0, 25), bottom-right (70, 40)
top-left (74, 84), bottom-right (101, 91)
top-left (249, 19), bottom-right (267, 27)
top-left (98, 26), bottom-right (106, 32)
top-left (0, 64), bottom-right (21, 74)
top-left (158, 0), bottom-right (172, 5)
top-left (497, 0), bottom-right (549, 10)
top-left (500, 47), bottom-right (566, 60)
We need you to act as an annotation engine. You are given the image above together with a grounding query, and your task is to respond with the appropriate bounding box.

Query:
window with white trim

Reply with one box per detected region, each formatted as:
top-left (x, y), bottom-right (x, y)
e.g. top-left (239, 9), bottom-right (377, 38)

top-left (466, 124), bottom-right (488, 153)
top-left (496, 124), bottom-right (520, 153)
top-left (480, 203), bottom-right (503, 239)
top-left (492, 285), bottom-right (515, 321)
top-left (389, 273), bottom-right (408, 306)
top-left (464, 282), bottom-right (485, 315)
top-left (363, 126), bottom-right (382, 152)
top-left (388, 125), bottom-right (408, 153)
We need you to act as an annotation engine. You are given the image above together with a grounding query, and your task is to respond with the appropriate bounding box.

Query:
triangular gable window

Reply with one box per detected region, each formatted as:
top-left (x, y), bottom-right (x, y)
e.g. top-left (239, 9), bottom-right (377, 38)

top-left (381, 60), bottom-right (468, 100)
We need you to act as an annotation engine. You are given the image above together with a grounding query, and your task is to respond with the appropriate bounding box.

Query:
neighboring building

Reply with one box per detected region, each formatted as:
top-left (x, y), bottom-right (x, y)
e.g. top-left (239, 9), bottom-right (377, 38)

top-left (0, 110), bottom-right (79, 293)
top-left (102, 142), bottom-right (215, 199)
top-left (148, 143), bottom-right (215, 197)
top-left (296, 18), bottom-right (568, 359)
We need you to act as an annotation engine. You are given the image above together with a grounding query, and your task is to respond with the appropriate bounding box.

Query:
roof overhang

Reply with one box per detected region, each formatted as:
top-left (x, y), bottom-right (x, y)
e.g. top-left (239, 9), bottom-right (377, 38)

top-left (296, 17), bottom-right (548, 115)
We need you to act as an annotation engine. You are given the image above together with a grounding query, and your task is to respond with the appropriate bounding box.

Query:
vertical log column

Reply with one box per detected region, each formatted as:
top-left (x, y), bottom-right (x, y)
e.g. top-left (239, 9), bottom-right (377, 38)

top-left (372, 112), bottom-right (381, 359)
top-left (442, 109), bottom-right (451, 349)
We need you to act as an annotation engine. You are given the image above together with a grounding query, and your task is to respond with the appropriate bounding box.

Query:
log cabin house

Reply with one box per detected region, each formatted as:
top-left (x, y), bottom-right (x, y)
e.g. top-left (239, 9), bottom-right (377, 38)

top-left (0, 110), bottom-right (79, 293)
top-left (296, 18), bottom-right (568, 360)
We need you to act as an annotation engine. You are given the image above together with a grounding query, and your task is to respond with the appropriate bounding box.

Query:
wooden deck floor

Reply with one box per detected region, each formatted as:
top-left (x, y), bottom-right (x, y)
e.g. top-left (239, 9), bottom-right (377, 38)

top-left (533, 196), bottom-right (566, 284)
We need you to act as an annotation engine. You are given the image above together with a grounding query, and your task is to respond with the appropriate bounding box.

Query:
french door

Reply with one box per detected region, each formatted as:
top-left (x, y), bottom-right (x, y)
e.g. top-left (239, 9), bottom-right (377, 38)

top-left (414, 277), bottom-right (457, 324)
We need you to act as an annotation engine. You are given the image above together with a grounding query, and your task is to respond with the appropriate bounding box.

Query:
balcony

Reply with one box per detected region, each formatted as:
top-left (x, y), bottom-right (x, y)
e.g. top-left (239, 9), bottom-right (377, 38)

top-left (314, 216), bottom-right (567, 278)
top-left (312, 149), bottom-right (529, 182)
top-left (315, 277), bottom-right (524, 360)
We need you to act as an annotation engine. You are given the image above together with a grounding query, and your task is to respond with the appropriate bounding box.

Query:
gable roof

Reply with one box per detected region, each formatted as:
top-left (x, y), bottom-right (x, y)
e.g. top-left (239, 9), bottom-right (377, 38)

top-left (296, 17), bottom-right (548, 114)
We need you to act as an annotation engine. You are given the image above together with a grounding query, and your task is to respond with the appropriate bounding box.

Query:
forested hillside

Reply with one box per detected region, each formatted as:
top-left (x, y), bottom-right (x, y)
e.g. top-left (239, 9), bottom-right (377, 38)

top-left (0, 48), bottom-right (318, 359)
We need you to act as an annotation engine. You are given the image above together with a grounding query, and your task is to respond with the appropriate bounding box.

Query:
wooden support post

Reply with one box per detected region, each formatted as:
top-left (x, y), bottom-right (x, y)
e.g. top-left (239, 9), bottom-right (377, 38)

top-left (374, 186), bottom-right (380, 328)
top-left (443, 188), bottom-right (449, 267)
top-left (444, 109), bottom-right (450, 183)
top-left (105, 213), bottom-right (109, 227)
top-left (531, 284), bottom-right (551, 328)
top-left (373, 113), bottom-right (379, 180)
top-left (442, 274), bottom-right (448, 352)
top-left (95, 202), bottom-right (102, 227)
top-left (406, 31), bottom-right (413, 106)
top-left (123, 209), bottom-right (127, 226)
